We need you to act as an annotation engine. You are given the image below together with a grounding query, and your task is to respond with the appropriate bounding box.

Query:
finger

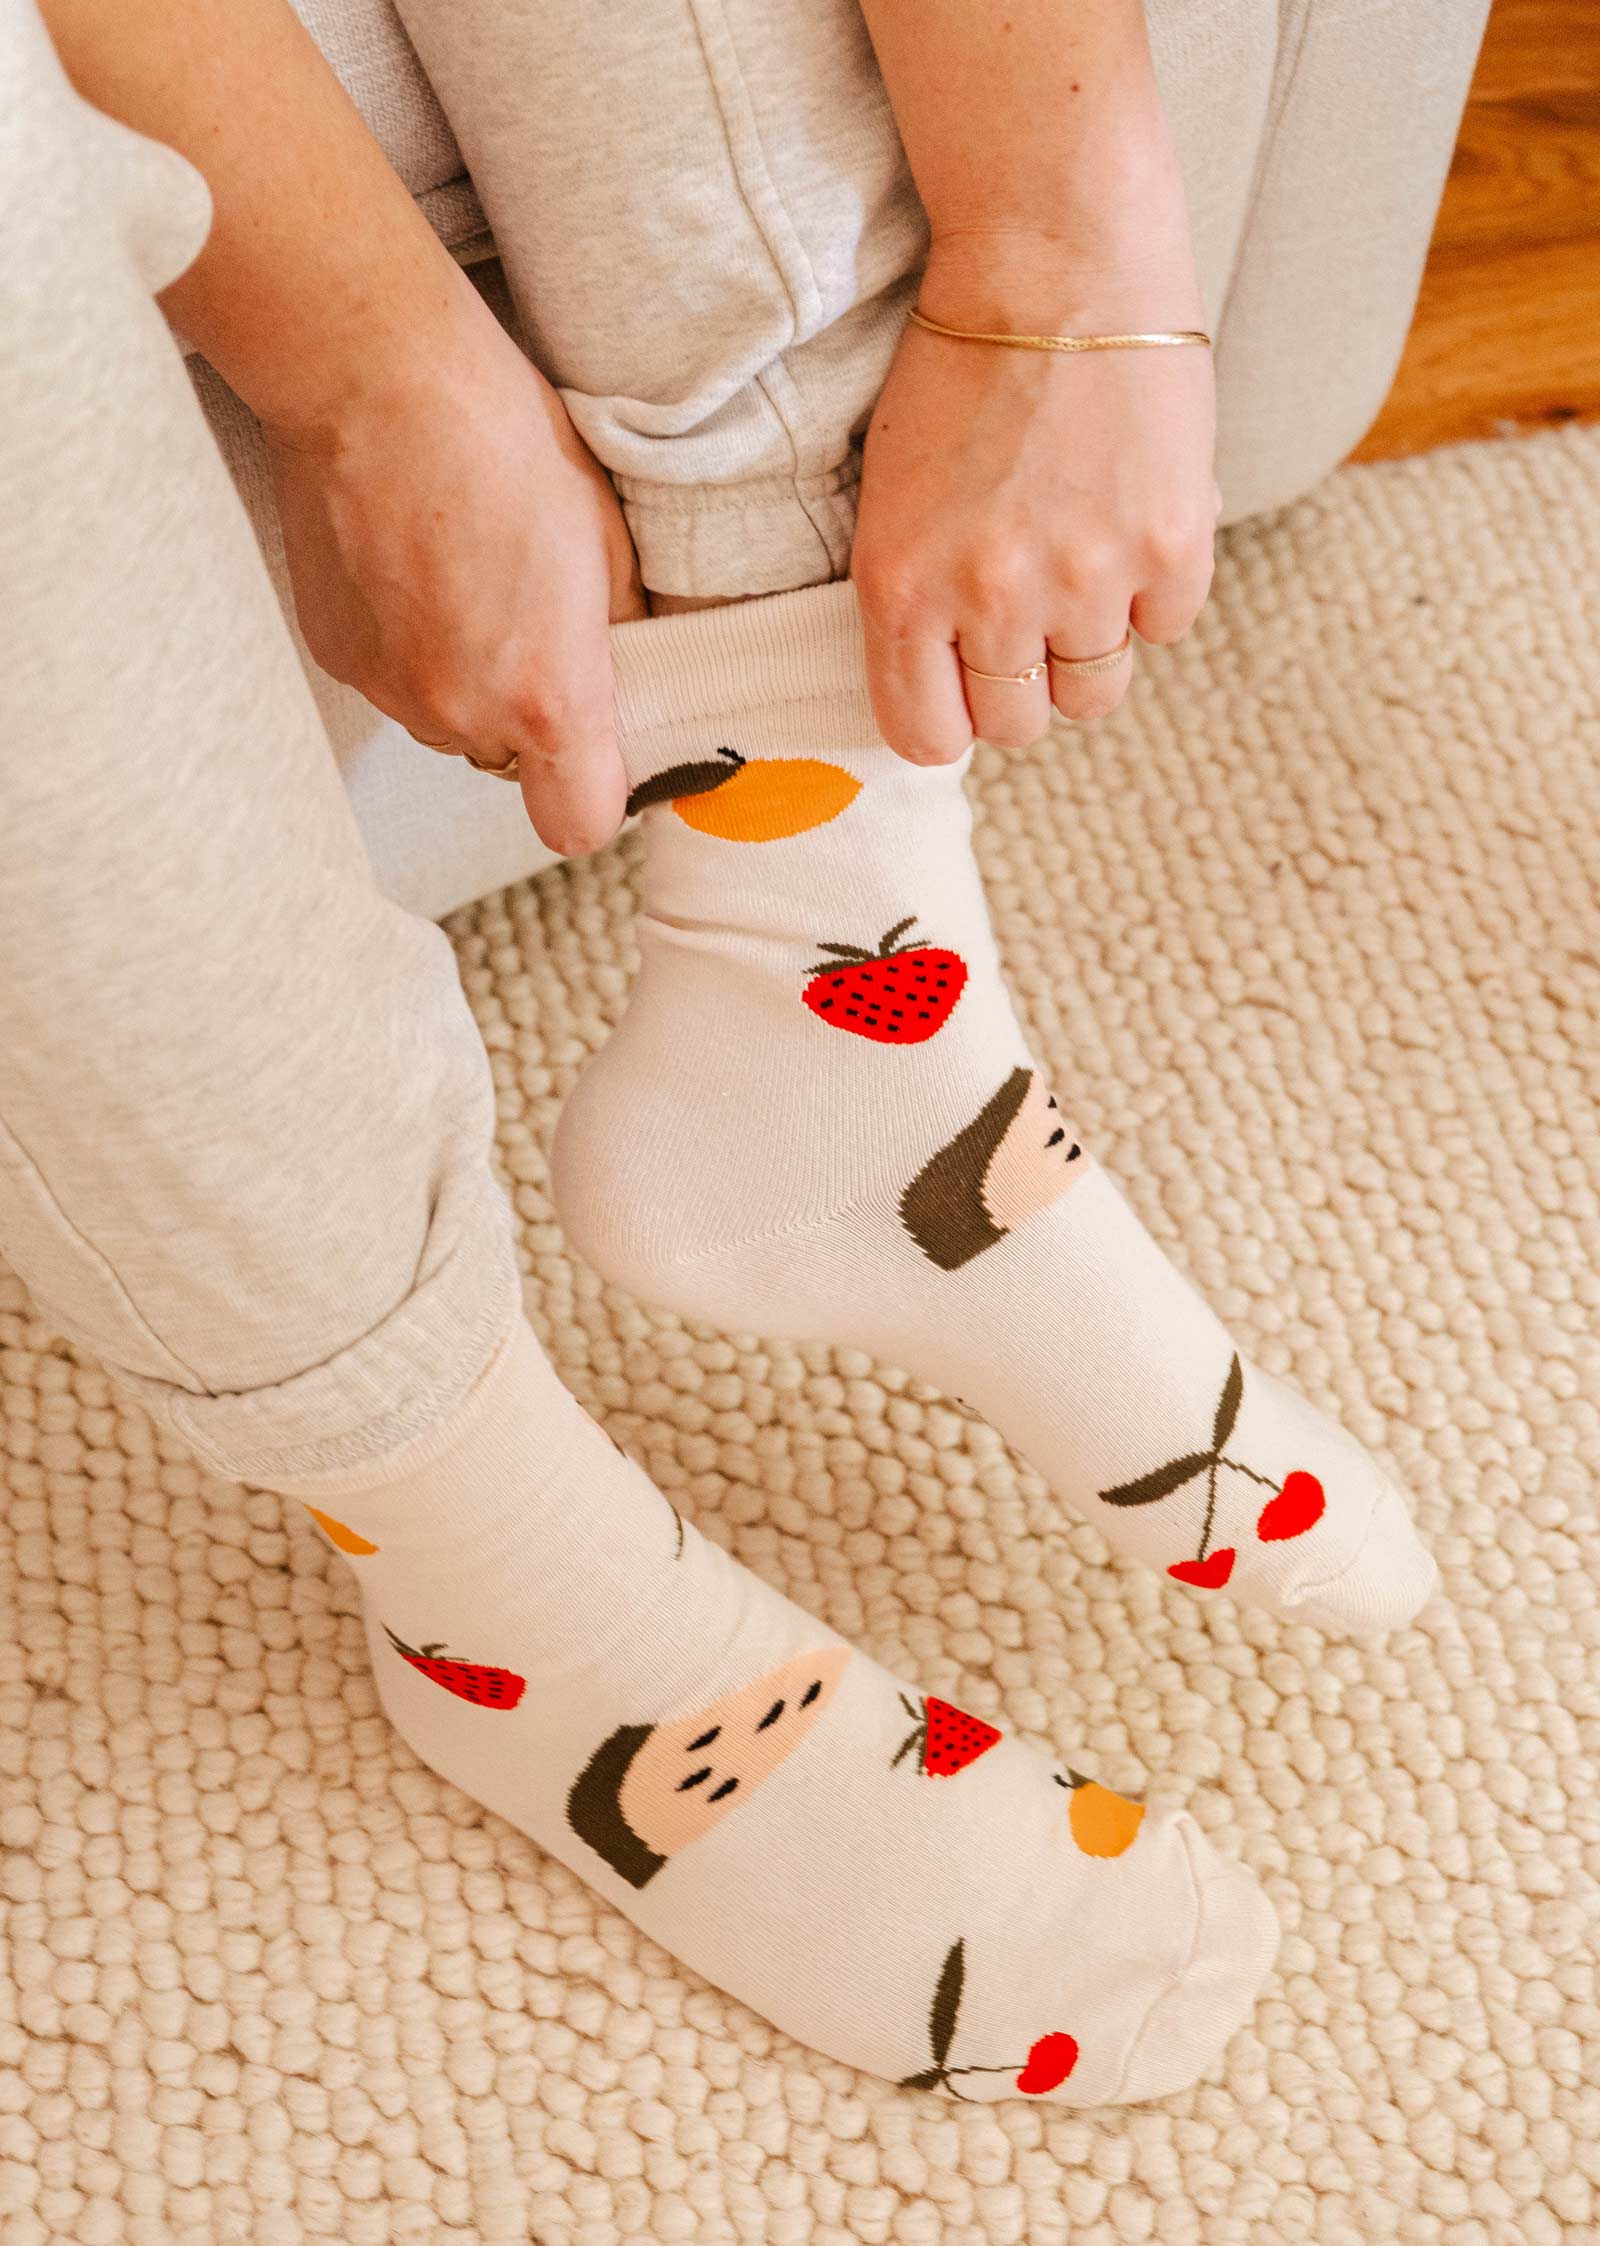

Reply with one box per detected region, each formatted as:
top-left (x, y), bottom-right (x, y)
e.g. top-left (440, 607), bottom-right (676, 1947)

top-left (1046, 605), bottom-right (1136, 725)
top-left (1127, 541), bottom-right (1215, 648)
top-left (500, 624), bottom-right (629, 858)
top-left (858, 610), bottom-right (974, 766)
top-left (956, 636), bottom-right (1053, 749)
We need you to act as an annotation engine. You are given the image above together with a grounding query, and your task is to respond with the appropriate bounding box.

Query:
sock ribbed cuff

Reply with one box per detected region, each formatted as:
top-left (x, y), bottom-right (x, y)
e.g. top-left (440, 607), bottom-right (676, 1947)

top-left (610, 580), bottom-right (876, 776)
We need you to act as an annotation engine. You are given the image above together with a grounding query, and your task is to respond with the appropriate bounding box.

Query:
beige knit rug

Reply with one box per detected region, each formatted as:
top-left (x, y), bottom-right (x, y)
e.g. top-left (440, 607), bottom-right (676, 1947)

top-left (3, 422), bottom-right (1598, 2246)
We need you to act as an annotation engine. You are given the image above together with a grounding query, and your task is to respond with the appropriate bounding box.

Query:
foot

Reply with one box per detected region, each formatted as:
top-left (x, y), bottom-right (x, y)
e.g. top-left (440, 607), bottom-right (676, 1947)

top-left (554, 585), bottom-right (1438, 1634)
top-left (279, 1320), bottom-right (1277, 2104)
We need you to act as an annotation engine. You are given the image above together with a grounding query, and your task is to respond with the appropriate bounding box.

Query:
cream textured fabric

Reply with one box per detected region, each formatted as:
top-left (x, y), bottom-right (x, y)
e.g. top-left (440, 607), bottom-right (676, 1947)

top-left (553, 585), bottom-right (1438, 1635)
top-left (270, 1318), bottom-right (1278, 2107)
top-left (3, 420), bottom-right (1597, 2241)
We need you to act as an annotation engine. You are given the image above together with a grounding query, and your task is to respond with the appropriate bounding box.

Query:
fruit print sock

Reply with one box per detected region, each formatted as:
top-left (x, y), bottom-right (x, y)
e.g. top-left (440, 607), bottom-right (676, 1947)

top-left (552, 582), bottom-right (1439, 1634)
top-left (274, 1316), bottom-right (1278, 2104)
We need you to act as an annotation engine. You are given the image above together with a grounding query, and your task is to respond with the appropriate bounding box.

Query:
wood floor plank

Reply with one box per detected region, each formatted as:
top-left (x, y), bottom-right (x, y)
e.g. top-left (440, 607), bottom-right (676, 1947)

top-left (1349, 0), bottom-right (1600, 461)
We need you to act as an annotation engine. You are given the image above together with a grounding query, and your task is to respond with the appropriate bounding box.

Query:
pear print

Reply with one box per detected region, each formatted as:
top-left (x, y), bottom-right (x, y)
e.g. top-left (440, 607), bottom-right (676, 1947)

top-left (625, 744), bottom-right (860, 841)
top-left (900, 1068), bottom-right (1084, 1270)
top-left (899, 1939), bottom-right (1081, 2099)
top-left (1097, 1355), bottom-right (1329, 1588)
top-left (567, 1645), bottom-right (850, 1889)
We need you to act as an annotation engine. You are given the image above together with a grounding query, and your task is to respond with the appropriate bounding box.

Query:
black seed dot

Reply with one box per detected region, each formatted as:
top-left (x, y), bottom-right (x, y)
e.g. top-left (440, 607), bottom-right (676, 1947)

top-left (819, 998), bottom-right (834, 1011)
top-left (800, 1679), bottom-right (822, 1707)
top-left (1046, 1128), bottom-right (1065, 1148)
top-left (709, 1777), bottom-right (739, 1802)
top-left (677, 1767), bottom-right (713, 1791)
top-left (756, 1699), bottom-right (785, 1731)
top-left (687, 1726), bottom-right (721, 1751)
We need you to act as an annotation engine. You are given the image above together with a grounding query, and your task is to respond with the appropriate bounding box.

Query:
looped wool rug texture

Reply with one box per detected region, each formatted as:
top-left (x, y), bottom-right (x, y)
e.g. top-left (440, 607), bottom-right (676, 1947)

top-left (2, 422), bottom-right (1598, 2245)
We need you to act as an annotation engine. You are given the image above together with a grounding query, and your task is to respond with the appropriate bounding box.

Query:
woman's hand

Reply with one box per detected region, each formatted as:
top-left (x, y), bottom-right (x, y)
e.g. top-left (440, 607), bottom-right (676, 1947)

top-left (267, 287), bottom-right (646, 855)
top-left (42, 0), bottom-right (644, 855)
top-left (852, 228), bottom-right (1219, 763)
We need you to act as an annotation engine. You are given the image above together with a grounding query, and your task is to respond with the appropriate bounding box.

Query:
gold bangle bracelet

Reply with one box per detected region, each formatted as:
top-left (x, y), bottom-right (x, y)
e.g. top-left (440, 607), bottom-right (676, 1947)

top-left (907, 307), bottom-right (1211, 353)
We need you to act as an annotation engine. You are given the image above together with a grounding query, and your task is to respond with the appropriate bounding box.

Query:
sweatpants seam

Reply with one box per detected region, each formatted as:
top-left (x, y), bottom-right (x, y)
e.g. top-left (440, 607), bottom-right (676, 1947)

top-left (0, 1109), bottom-right (207, 1393)
top-left (686, 0), bottom-right (839, 520)
top-left (1216, 0), bottom-right (1308, 342)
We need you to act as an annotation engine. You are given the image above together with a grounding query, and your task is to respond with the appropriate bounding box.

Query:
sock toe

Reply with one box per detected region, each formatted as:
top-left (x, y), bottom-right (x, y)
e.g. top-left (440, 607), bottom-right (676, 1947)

top-left (1114, 1828), bottom-right (1279, 2105)
top-left (1282, 1477), bottom-right (1439, 1635)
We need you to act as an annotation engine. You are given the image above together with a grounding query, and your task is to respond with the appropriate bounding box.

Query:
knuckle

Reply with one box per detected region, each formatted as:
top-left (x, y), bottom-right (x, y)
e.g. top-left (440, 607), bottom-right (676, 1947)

top-left (856, 557), bottom-right (933, 634)
top-left (1057, 536), bottom-right (1122, 591)
top-left (508, 684), bottom-right (590, 747)
top-left (961, 544), bottom-right (1032, 619)
top-left (1141, 514), bottom-right (1214, 571)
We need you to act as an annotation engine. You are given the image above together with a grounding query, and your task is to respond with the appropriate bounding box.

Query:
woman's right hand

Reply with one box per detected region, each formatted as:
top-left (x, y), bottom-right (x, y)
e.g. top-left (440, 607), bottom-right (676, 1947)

top-left (266, 283), bottom-right (646, 857)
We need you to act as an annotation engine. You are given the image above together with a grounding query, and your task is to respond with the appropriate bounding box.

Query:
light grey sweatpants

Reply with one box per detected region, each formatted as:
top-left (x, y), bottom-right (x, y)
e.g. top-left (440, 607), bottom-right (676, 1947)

top-left (0, 0), bottom-right (1488, 1486)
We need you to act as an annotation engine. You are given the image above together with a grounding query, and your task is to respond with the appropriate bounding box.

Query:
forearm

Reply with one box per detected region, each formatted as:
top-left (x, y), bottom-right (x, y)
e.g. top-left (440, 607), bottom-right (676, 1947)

top-left (40, 0), bottom-right (485, 438)
top-left (857, 0), bottom-right (1195, 315)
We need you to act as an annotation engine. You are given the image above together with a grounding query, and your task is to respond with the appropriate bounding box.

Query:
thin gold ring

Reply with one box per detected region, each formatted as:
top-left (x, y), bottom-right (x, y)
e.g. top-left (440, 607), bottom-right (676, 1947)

top-left (1046, 634), bottom-right (1133, 679)
top-left (958, 658), bottom-right (1048, 686)
top-left (410, 732), bottom-right (455, 751)
top-left (462, 745), bottom-right (522, 780)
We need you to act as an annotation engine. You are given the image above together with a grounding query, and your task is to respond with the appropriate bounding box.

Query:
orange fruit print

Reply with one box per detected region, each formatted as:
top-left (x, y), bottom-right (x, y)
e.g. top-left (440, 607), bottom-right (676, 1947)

top-left (625, 746), bottom-right (860, 842)
top-left (301, 1504), bottom-right (378, 1556)
top-left (1056, 1770), bottom-right (1146, 1858)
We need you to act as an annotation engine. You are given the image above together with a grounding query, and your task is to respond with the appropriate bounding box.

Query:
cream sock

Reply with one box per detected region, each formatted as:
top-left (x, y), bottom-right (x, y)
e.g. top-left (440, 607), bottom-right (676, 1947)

top-left (277, 1319), bottom-right (1277, 2104)
top-left (555, 584), bottom-right (1438, 1634)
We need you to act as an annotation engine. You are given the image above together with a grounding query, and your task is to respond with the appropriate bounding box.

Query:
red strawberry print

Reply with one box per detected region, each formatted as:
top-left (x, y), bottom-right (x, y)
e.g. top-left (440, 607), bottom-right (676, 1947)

top-left (892, 1692), bottom-right (1002, 1777)
top-left (802, 916), bottom-right (967, 1044)
top-left (899, 1939), bottom-right (1080, 2100)
top-left (1015, 2032), bottom-right (1080, 2094)
top-left (1256, 1470), bottom-right (1325, 1542)
top-left (383, 1625), bottom-right (526, 1710)
top-left (1100, 1354), bottom-right (1330, 1591)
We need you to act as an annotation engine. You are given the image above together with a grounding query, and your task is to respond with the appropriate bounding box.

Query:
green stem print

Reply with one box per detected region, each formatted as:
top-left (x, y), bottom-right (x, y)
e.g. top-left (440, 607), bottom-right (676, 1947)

top-left (899, 1939), bottom-right (1080, 2099)
top-left (1096, 1355), bottom-right (1328, 1590)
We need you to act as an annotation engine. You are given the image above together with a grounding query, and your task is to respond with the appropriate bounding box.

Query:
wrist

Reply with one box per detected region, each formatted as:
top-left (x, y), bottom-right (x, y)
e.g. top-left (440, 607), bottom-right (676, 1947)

top-left (919, 147), bottom-right (1202, 335)
top-left (253, 259), bottom-right (509, 456)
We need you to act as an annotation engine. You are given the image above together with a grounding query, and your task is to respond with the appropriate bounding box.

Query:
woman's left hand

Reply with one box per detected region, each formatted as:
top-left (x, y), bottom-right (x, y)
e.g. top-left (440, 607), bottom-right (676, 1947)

top-left (851, 230), bottom-right (1220, 763)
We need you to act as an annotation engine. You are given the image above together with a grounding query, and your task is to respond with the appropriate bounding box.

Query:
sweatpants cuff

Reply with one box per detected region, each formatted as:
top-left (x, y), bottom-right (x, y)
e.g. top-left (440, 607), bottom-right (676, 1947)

top-left (120, 1162), bottom-right (523, 1490)
top-left (612, 463), bottom-right (859, 600)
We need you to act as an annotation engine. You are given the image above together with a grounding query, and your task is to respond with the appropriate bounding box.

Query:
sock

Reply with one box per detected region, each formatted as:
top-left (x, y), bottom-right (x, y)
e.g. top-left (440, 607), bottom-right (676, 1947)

top-left (277, 1319), bottom-right (1276, 2104)
top-left (553, 583), bottom-right (1439, 1634)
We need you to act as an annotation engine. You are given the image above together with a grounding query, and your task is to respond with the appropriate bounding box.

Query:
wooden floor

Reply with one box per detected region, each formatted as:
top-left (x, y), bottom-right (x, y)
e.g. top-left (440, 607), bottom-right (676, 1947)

top-left (1351, 0), bottom-right (1600, 461)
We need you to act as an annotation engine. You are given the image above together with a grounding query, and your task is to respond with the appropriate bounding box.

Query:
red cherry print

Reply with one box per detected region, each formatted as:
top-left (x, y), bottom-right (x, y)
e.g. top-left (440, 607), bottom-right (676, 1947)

top-left (1167, 1548), bottom-right (1236, 1591)
top-left (1016, 2032), bottom-right (1079, 2094)
top-left (1256, 1470), bottom-right (1326, 1543)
